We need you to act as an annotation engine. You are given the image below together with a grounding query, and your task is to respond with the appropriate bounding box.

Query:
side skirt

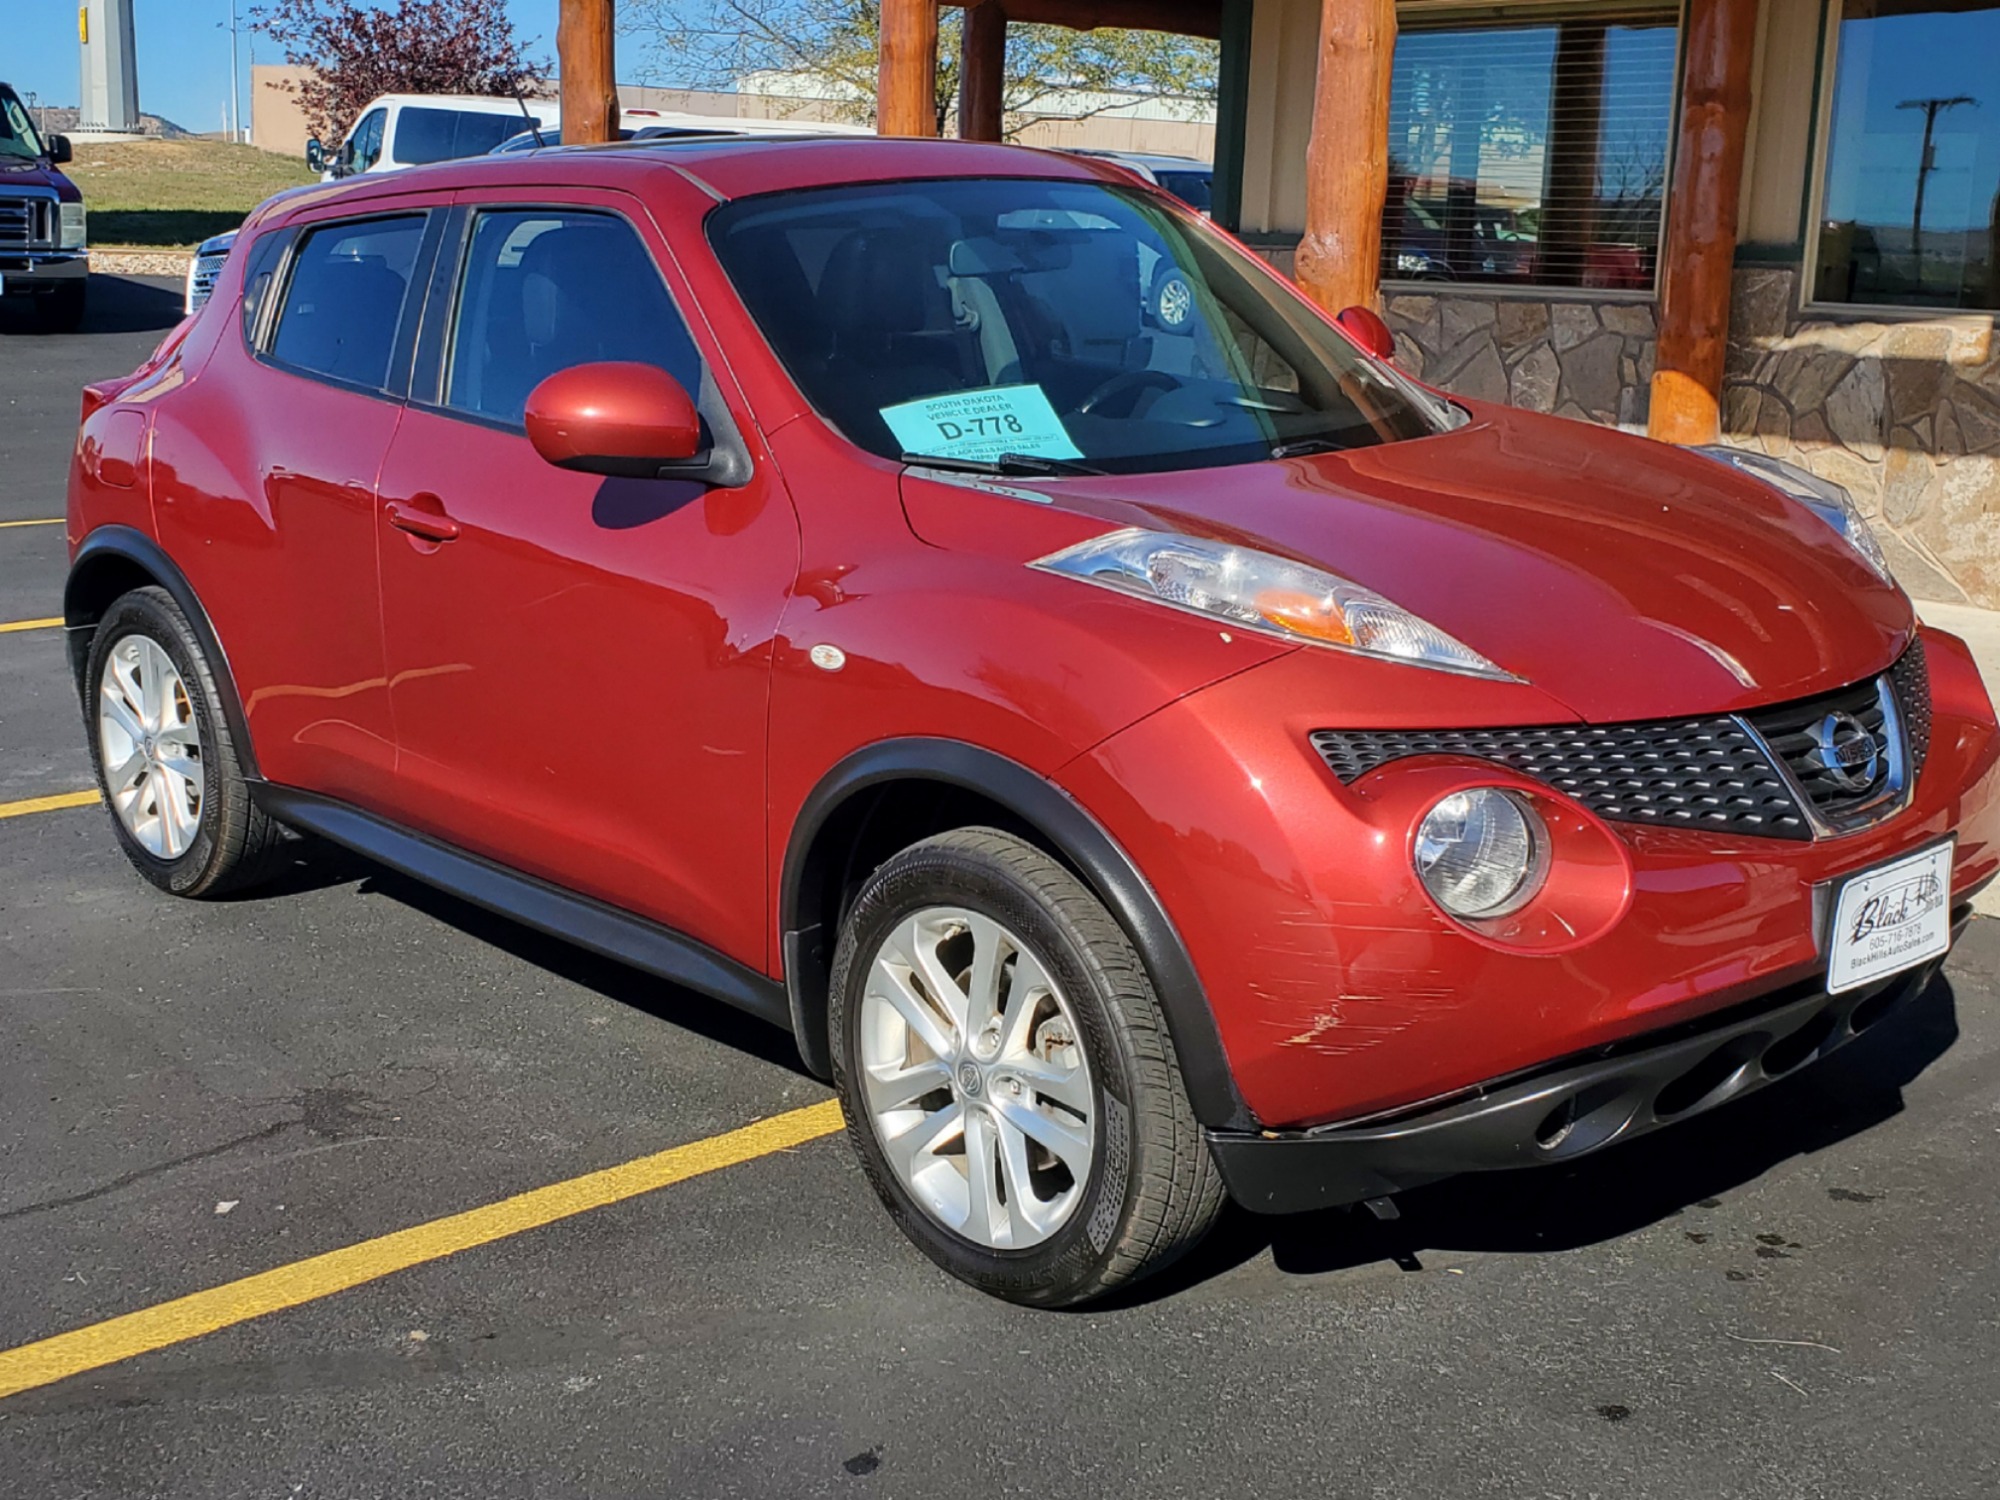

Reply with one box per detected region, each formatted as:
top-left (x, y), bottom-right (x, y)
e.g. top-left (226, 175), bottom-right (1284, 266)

top-left (255, 784), bottom-right (793, 1034)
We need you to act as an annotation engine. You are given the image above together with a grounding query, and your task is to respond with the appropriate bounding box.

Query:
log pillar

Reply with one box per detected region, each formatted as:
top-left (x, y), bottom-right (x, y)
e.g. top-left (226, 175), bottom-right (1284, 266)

top-left (1647, 0), bottom-right (1757, 445)
top-left (1294, 0), bottom-right (1397, 315)
top-left (959, 1), bottom-right (1007, 142)
top-left (879, 0), bottom-right (941, 137)
top-left (558, 0), bottom-right (619, 145)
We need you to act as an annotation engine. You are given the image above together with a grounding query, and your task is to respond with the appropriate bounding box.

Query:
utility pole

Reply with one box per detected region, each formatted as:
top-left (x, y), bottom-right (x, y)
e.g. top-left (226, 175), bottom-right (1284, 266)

top-left (1897, 94), bottom-right (1976, 284)
top-left (227, 0), bottom-right (244, 143)
top-left (558, 0), bottom-right (619, 144)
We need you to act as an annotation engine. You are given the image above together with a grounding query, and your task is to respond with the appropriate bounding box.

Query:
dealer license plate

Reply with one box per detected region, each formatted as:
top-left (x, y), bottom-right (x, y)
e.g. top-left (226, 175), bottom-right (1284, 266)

top-left (1826, 840), bottom-right (1954, 993)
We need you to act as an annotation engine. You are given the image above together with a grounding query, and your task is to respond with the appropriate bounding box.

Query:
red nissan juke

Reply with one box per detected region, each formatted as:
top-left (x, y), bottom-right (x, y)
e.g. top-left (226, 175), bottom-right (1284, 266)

top-left (65, 138), bottom-right (2000, 1305)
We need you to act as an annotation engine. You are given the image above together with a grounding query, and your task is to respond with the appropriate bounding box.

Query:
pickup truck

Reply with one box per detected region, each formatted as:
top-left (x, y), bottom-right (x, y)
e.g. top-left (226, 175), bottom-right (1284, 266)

top-left (0, 81), bottom-right (87, 331)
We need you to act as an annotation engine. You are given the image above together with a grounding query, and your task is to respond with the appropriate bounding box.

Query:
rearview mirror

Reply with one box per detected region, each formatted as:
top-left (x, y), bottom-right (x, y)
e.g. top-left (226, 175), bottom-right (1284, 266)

top-left (1335, 304), bottom-right (1397, 362)
top-left (47, 133), bottom-right (73, 165)
top-left (525, 362), bottom-right (703, 477)
top-left (305, 138), bottom-right (324, 173)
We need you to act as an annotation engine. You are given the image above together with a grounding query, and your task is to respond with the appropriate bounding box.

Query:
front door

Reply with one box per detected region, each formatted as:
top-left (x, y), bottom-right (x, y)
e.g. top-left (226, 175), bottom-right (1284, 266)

top-left (370, 194), bottom-right (797, 971)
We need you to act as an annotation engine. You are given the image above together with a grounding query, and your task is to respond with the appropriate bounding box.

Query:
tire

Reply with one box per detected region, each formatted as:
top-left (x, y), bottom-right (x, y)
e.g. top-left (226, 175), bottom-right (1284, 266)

top-left (1149, 268), bottom-right (1194, 332)
top-left (35, 282), bottom-right (87, 333)
top-left (830, 828), bottom-right (1225, 1307)
top-left (83, 586), bottom-right (286, 897)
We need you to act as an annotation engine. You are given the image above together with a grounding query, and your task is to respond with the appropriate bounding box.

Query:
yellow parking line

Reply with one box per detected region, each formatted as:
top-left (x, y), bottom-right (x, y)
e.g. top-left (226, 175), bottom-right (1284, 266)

top-left (0, 1099), bottom-right (845, 1401)
top-left (0, 617), bottom-right (63, 634)
top-left (0, 518), bottom-right (63, 530)
top-left (0, 790), bottom-right (100, 820)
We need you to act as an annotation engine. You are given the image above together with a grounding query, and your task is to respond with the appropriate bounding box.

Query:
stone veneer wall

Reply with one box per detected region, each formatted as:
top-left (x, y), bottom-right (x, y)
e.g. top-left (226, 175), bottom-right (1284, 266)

top-left (1250, 242), bottom-right (2000, 604)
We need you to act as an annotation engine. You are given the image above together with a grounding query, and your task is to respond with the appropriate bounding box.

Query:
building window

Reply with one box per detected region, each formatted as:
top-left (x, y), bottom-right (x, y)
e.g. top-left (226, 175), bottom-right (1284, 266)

top-left (1382, 11), bottom-right (1679, 291)
top-left (1814, 0), bottom-right (2000, 310)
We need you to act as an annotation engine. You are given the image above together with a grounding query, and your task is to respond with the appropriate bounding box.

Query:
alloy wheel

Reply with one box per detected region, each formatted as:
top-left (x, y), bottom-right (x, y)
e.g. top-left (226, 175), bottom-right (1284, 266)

top-left (858, 906), bottom-right (1096, 1250)
top-left (97, 633), bottom-right (205, 860)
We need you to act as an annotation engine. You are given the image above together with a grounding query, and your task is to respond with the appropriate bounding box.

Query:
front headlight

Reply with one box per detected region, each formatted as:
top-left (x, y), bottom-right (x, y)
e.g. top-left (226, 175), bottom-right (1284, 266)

top-left (1696, 445), bottom-right (1892, 583)
top-left (59, 201), bottom-right (87, 250)
top-left (1415, 788), bottom-right (1546, 919)
top-left (1031, 527), bottom-right (1514, 679)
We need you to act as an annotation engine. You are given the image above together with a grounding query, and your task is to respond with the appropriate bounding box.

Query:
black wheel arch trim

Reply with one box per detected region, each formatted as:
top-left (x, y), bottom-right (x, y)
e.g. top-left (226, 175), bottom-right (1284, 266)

top-left (256, 784), bottom-right (792, 1030)
top-left (781, 737), bottom-right (1254, 1131)
top-left (65, 525), bottom-right (260, 779)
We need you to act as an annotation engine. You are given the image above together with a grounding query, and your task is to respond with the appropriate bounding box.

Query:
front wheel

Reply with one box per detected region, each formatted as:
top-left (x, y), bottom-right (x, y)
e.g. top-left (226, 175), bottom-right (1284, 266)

top-left (830, 828), bottom-right (1224, 1306)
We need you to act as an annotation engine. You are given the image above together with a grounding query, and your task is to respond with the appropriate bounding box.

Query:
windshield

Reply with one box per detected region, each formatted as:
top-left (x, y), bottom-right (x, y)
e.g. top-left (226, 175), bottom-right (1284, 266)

top-left (707, 177), bottom-right (1447, 476)
top-left (0, 88), bottom-right (48, 162)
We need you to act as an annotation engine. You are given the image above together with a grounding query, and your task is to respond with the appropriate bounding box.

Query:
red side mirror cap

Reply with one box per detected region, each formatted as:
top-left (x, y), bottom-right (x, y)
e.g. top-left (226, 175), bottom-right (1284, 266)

top-left (1335, 305), bottom-right (1397, 362)
top-left (525, 362), bottom-right (702, 477)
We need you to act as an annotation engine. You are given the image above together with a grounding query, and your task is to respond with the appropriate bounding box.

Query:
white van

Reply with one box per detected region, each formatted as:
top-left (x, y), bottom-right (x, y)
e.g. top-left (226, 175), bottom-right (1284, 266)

top-left (307, 94), bottom-right (560, 180)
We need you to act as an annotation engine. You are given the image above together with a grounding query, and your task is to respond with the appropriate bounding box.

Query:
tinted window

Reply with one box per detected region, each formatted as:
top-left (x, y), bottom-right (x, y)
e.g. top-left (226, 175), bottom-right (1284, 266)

top-left (1815, 0), bottom-right (2000, 309)
top-left (708, 178), bottom-right (1445, 476)
top-left (444, 209), bottom-right (704, 424)
top-left (1155, 171), bottom-right (1213, 213)
top-left (269, 215), bottom-right (426, 390)
top-left (395, 107), bottom-right (542, 166)
top-left (345, 108), bottom-right (386, 173)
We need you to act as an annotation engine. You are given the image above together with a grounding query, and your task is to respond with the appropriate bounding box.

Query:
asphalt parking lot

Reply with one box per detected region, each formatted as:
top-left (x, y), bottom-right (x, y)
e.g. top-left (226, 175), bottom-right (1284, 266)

top-left (3, 275), bottom-right (2000, 1499)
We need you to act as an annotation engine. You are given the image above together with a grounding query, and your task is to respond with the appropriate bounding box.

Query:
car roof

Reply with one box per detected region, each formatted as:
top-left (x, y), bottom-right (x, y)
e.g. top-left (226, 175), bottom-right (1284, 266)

top-left (254, 136), bottom-right (1119, 227)
top-left (371, 93), bottom-right (560, 113)
top-left (1068, 149), bottom-right (1211, 172)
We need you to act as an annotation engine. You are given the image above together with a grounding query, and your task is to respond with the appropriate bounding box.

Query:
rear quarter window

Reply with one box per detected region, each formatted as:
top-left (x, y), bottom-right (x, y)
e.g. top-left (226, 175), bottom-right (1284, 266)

top-left (394, 108), bottom-right (541, 166)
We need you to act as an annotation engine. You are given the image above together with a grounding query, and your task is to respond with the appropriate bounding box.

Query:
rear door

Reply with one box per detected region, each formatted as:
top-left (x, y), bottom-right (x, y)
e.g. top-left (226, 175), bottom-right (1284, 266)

top-left (172, 204), bottom-right (438, 802)
top-left (368, 186), bottom-right (798, 969)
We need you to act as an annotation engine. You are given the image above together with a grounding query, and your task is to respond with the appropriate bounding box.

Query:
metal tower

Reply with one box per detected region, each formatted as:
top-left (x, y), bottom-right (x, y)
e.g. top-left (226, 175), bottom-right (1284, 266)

top-left (78, 0), bottom-right (141, 134)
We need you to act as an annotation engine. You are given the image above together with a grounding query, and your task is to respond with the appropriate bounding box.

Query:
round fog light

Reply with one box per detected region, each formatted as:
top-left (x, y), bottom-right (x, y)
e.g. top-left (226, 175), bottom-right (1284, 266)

top-left (1414, 788), bottom-right (1546, 919)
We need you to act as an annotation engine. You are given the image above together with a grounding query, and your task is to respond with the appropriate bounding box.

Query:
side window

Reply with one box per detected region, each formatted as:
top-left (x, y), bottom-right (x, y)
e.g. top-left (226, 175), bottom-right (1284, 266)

top-left (347, 109), bottom-right (385, 173)
top-left (268, 214), bottom-right (426, 392)
top-left (393, 108), bottom-right (532, 167)
top-left (443, 208), bottom-right (706, 426)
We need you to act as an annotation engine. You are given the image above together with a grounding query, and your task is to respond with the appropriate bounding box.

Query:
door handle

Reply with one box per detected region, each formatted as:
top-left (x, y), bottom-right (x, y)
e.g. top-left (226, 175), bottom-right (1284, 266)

top-left (385, 495), bottom-right (461, 544)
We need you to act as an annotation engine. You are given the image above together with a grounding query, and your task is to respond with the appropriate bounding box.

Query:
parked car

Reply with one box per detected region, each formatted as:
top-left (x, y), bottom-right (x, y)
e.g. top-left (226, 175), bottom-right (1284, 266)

top-left (1064, 149), bottom-right (1214, 215)
top-left (307, 93), bottom-right (560, 179)
top-left (67, 138), bottom-right (2000, 1307)
top-left (0, 80), bottom-right (87, 330)
top-left (184, 228), bottom-right (236, 315)
top-left (491, 112), bottom-right (873, 153)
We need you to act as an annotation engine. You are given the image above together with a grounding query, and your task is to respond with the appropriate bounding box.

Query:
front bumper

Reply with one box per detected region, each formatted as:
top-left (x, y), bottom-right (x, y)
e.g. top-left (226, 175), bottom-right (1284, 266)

top-left (0, 252), bottom-right (87, 290)
top-left (1209, 936), bottom-right (1956, 1213)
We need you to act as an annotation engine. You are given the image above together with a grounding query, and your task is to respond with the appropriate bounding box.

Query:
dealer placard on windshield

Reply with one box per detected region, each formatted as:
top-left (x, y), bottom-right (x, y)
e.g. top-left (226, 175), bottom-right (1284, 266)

top-left (881, 384), bottom-right (1085, 465)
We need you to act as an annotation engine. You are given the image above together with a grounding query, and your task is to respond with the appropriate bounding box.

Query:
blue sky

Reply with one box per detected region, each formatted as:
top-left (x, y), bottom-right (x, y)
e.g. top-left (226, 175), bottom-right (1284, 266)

top-left (5, 0), bottom-right (563, 135)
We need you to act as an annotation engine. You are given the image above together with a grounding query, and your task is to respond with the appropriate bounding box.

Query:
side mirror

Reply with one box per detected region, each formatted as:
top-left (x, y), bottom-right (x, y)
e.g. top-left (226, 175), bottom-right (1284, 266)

top-left (525, 362), bottom-right (703, 477)
top-left (47, 133), bottom-right (73, 165)
top-left (305, 138), bottom-right (324, 173)
top-left (1335, 304), bottom-right (1397, 361)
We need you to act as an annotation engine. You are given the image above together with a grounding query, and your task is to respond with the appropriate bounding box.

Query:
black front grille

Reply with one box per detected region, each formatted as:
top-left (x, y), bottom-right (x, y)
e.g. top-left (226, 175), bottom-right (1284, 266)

top-left (1311, 717), bottom-right (1811, 837)
top-left (1310, 643), bottom-right (1933, 842)
top-left (1741, 677), bottom-right (1892, 825)
top-left (0, 199), bottom-right (33, 255)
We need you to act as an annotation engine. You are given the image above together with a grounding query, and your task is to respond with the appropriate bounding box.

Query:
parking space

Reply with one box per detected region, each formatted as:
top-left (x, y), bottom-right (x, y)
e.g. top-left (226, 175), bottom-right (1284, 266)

top-left (4, 280), bottom-right (2000, 1497)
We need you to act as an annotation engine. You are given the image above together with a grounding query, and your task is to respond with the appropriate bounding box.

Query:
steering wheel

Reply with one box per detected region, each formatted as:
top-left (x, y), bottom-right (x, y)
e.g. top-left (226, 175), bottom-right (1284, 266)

top-left (1075, 368), bottom-right (1181, 419)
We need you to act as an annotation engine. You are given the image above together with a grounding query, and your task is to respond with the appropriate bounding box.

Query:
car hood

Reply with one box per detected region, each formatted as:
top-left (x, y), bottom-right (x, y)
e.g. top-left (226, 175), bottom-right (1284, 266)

top-left (903, 404), bottom-right (1914, 723)
top-left (0, 155), bottom-right (80, 201)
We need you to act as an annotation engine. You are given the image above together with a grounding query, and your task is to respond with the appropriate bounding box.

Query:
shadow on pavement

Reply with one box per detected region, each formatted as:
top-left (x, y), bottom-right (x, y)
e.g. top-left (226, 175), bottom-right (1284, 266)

top-left (0, 274), bottom-right (185, 338)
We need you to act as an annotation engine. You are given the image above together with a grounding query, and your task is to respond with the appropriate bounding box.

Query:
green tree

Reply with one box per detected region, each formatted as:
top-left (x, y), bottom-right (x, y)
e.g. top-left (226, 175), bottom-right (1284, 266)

top-left (628, 0), bottom-right (1216, 136)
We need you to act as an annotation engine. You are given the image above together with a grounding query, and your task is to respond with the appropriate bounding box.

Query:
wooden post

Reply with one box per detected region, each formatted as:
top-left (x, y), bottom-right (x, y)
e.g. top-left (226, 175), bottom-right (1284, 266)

top-left (558, 0), bottom-right (619, 145)
top-left (1294, 0), bottom-right (1397, 316)
top-left (1647, 0), bottom-right (1757, 445)
top-left (959, 1), bottom-right (1007, 142)
top-left (879, 0), bottom-right (941, 137)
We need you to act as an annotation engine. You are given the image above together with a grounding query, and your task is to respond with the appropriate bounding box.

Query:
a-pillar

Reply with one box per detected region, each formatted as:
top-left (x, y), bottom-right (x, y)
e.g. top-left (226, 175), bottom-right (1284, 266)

top-left (1648, 0), bottom-right (1758, 444)
top-left (558, 0), bottom-right (619, 145)
top-left (879, 0), bottom-right (941, 137)
top-left (1294, 0), bottom-right (1397, 315)
top-left (959, 1), bottom-right (1007, 142)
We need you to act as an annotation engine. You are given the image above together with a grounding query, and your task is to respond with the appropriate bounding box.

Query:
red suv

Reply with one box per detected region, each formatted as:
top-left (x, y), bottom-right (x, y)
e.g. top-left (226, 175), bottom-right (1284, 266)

top-left (65, 139), bottom-right (2000, 1306)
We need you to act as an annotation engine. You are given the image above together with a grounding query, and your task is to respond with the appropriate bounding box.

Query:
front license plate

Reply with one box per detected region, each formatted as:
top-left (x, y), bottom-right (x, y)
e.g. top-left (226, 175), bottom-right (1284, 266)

top-left (1826, 840), bottom-right (1954, 993)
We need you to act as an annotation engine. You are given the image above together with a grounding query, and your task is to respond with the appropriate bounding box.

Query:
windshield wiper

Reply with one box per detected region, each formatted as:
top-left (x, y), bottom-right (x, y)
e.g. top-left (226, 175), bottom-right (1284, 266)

top-left (1268, 435), bottom-right (1354, 461)
top-left (901, 451), bottom-right (1105, 477)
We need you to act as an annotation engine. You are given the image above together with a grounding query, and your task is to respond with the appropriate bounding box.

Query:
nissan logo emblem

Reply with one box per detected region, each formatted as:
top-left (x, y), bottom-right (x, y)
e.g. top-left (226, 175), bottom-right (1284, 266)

top-left (1810, 711), bottom-right (1881, 793)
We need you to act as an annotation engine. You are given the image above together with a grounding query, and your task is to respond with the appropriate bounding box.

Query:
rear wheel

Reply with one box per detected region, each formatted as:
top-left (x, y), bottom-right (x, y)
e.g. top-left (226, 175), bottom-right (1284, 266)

top-left (830, 828), bottom-right (1224, 1306)
top-left (84, 587), bottom-right (285, 896)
